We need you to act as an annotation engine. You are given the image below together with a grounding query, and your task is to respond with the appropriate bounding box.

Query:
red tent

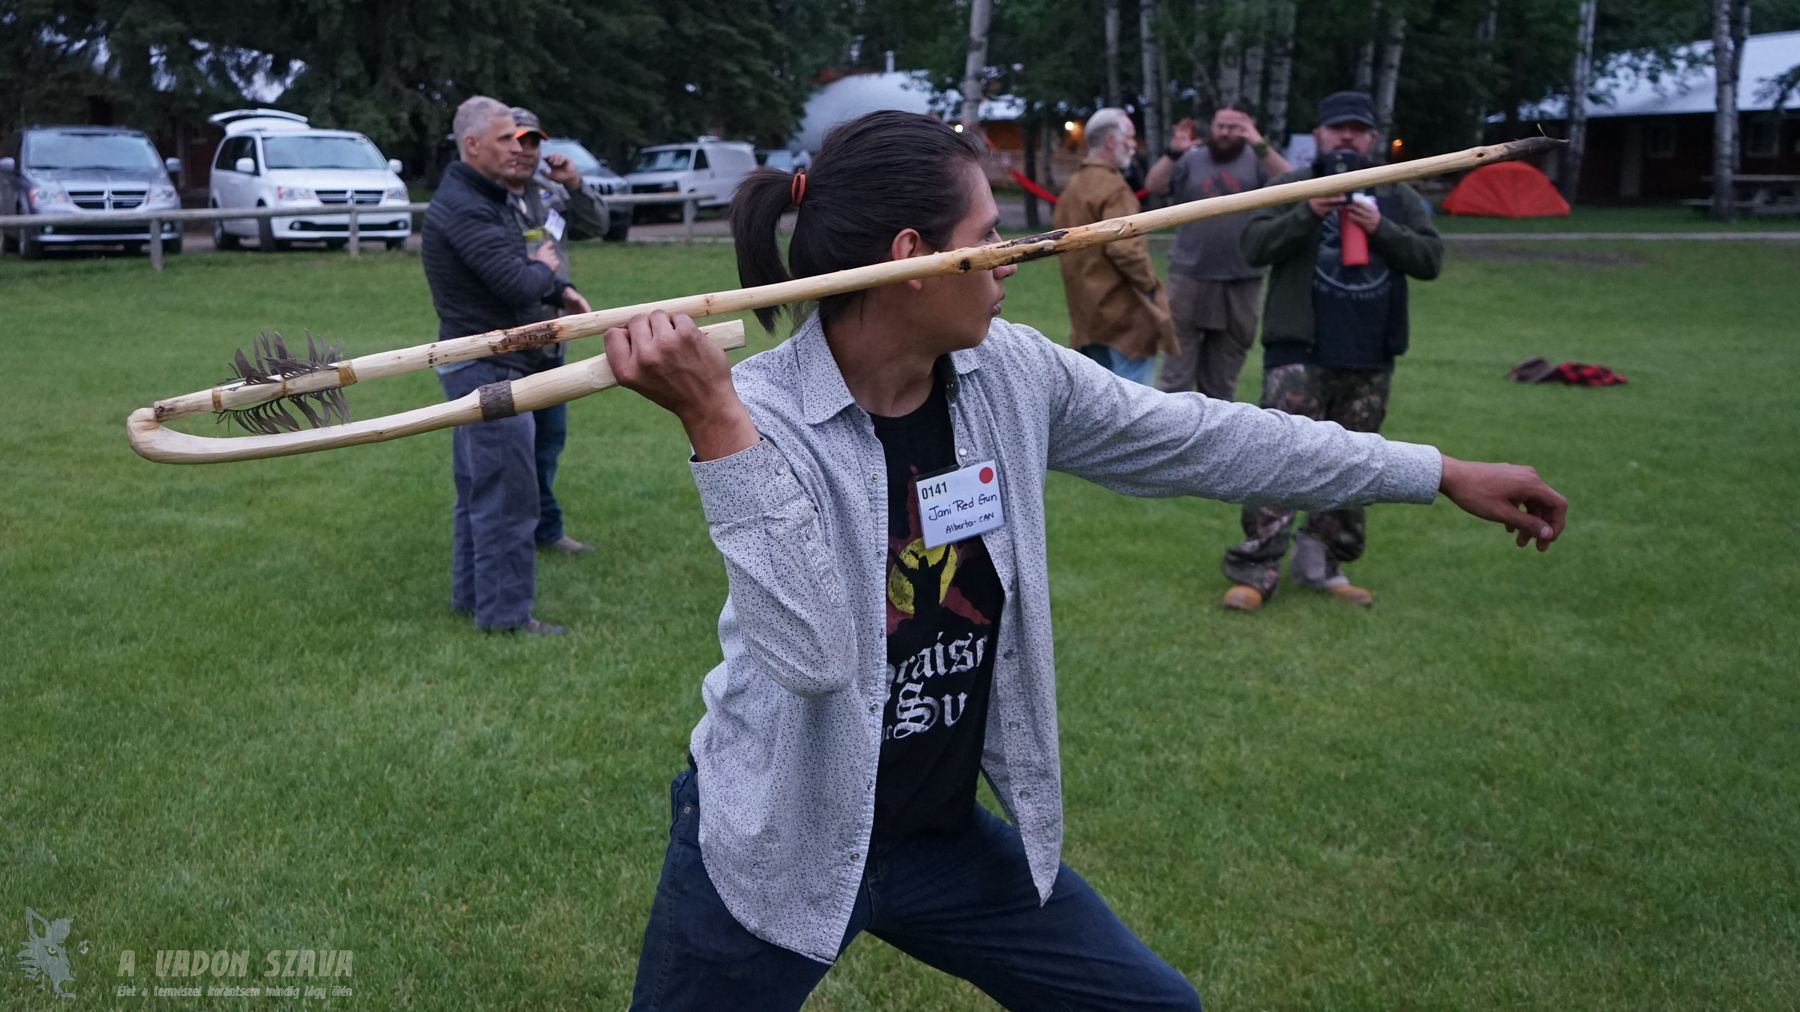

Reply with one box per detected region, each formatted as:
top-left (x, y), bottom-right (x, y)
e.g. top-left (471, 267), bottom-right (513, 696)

top-left (1442, 161), bottom-right (1571, 218)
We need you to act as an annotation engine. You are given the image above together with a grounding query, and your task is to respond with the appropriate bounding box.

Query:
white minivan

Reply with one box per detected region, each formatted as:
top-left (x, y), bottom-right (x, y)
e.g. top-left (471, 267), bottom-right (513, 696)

top-left (207, 109), bottom-right (411, 251)
top-left (624, 137), bottom-right (757, 219)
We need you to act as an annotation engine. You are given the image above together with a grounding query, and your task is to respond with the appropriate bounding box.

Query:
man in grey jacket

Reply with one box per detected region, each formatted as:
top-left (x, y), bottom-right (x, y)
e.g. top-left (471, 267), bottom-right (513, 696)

top-left (501, 106), bottom-right (601, 556)
top-left (1221, 90), bottom-right (1445, 613)
top-left (423, 96), bottom-right (583, 635)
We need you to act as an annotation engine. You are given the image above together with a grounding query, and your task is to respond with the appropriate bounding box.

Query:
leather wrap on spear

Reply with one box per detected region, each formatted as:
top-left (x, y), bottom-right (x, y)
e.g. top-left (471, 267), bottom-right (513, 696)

top-left (127, 137), bottom-right (1560, 465)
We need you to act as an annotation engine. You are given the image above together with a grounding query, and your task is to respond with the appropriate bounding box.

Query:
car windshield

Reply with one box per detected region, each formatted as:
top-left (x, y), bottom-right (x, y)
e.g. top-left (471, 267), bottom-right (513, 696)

top-left (25, 132), bottom-right (162, 171)
top-left (263, 135), bottom-right (387, 171)
top-left (761, 151), bottom-right (801, 171)
top-left (540, 139), bottom-right (602, 176)
top-left (630, 149), bottom-right (692, 173)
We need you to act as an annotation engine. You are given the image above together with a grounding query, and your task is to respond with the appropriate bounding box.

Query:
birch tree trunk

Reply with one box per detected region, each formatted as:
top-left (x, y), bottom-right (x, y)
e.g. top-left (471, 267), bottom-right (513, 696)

top-left (1373, 10), bottom-right (1406, 141)
top-left (959, 0), bottom-right (993, 147)
top-left (1711, 0), bottom-right (1737, 220)
top-left (1731, 0), bottom-right (1752, 173)
top-left (1219, 26), bottom-right (1243, 106)
top-left (1563, 0), bottom-right (1598, 201)
top-left (1375, 10), bottom-right (1404, 142)
top-left (1023, 116), bottom-right (1042, 229)
top-left (1470, 0), bottom-right (1500, 145)
top-left (1354, 3), bottom-right (1380, 93)
top-left (1157, 28), bottom-right (1173, 147)
top-left (1105, 0), bottom-right (1122, 108)
top-left (1265, 0), bottom-right (1296, 139)
top-left (1190, 0), bottom-right (1214, 115)
top-left (1141, 0), bottom-right (1165, 154)
top-left (1242, 1), bottom-right (1266, 110)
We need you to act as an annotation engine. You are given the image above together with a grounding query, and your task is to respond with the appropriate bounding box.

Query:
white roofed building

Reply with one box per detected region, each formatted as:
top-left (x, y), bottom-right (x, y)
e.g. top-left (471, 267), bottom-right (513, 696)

top-left (1510, 30), bottom-right (1800, 200)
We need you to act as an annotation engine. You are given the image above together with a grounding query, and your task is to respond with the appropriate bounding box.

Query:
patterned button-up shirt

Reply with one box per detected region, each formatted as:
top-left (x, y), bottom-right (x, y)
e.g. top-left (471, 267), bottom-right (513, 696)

top-left (685, 313), bottom-right (1442, 963)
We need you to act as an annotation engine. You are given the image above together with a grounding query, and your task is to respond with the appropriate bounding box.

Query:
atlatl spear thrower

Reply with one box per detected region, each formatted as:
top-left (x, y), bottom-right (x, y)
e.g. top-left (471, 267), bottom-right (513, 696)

top-left (126, 137), bottom-right (1561, 465)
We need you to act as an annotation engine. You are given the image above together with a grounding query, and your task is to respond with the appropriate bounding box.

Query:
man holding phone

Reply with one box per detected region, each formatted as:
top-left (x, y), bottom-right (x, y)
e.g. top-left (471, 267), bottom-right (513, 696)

top-left (500, 106), bottom-right (604, 558)
top-left (1219, 90), bottom-right (1445, 612)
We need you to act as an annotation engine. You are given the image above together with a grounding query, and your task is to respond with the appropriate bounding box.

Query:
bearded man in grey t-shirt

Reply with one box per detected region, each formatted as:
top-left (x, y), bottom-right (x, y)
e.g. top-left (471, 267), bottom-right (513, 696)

top-left (1144, 104), bottom-right (1292, 400)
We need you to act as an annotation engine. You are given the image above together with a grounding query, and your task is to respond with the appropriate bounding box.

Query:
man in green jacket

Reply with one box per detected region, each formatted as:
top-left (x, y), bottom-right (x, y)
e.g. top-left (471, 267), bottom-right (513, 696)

top-left (1221, 90), bottom-right (1444, 612)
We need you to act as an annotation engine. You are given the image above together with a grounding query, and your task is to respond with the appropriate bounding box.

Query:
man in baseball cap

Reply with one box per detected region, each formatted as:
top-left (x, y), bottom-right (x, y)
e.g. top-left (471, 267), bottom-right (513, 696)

top-left (1218, 87), bottom-right (1445, 613)
top-left (1315, 90), bottom-right (1377, 129)
top-left (499, 105), bottom-right (608, 558)
top-left (510, 106), bottom-right (549, 142)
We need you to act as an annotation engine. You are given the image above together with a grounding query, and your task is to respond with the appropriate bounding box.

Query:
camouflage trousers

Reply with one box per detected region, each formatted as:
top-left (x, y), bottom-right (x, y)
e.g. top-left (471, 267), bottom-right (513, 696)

top-left (1221, 363), bottom-right (1393, 598)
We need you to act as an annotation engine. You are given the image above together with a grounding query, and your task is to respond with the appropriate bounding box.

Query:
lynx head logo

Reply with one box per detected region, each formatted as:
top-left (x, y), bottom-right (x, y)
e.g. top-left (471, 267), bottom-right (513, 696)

top-left (16, 907), bottom-right (76, 998)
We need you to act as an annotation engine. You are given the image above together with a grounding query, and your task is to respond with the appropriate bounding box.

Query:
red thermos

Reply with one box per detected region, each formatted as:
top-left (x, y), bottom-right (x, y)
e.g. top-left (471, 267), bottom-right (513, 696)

top-left (1339, 206), bottom-right (1369, 267)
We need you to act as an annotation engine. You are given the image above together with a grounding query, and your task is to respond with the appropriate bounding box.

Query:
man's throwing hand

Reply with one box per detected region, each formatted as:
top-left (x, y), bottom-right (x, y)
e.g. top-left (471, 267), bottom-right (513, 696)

top-left (1438, 455), bottom-right (1568, 551)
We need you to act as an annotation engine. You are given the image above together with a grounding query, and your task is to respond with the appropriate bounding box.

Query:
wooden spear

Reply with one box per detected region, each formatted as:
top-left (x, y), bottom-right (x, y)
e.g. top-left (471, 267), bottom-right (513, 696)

top-left (127, 136), bottom-right (1560, 465)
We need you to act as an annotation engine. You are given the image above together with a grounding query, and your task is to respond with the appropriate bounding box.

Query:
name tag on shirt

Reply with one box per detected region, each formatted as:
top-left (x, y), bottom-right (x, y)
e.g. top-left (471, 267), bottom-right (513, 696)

top-left (544, 208), bottom-right (566, 241)
top-left (915, 460), bottom-right (1005, 549)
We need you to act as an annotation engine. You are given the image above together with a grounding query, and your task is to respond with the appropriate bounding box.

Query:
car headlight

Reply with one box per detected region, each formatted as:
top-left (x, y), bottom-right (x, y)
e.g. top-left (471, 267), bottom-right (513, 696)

top-left (27, 182), bottom-right (73, 211)
top-left (148, 185), bottom-right (180, 209)
top-left (275, 185), bottom-right (317, 204)
top-left (384, 186), bottom-right (408, 203)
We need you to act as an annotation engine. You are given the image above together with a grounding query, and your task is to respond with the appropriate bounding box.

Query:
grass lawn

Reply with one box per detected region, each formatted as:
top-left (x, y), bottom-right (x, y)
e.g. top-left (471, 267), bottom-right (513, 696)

top-left (3, 237), bottom-right (1798, 1009)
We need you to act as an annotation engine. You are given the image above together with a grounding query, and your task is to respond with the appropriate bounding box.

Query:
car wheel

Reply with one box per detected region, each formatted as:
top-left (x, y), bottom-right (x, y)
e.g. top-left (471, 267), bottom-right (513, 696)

top-left (212, 204), bottom-right (241, 251)
top-left (325, 239), bottom-right (347, 251)
top-left (166, 234), bottom-right (184, 255)
top-left (257, 206), bottom-right (283, 252)
top-left (18, 229), bottom-right (43, 260)
top-left (384, 237), bottom-right (405, 251)
top-left (604, 218), bottom-right (631, 242)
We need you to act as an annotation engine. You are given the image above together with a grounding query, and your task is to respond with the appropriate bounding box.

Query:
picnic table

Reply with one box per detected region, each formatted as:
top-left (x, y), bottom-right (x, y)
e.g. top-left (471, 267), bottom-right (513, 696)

top-left (1685, 174), bottom-right (1800, 215)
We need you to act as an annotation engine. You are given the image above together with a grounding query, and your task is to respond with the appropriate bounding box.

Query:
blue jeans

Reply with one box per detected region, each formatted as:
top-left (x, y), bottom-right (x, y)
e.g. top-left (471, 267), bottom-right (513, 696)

top-left (629, 768), bottom-right (1201, 1011)
top-left (532, 399), bottom-right (567, 545)
top-left (438, 360), bottom-right (538, 630)
top-left (1077, 343), bottom-right (1156, 386)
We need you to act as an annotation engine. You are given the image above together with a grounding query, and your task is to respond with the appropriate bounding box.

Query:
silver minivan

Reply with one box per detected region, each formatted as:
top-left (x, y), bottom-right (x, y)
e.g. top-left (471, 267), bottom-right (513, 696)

top-left (0, 126), bottom-right (183, 259)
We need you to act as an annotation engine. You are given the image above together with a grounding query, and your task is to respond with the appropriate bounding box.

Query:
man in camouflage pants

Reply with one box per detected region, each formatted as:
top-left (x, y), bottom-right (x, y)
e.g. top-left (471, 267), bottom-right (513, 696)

top-left (1223, 365), bottom-right (1390, 603)
top-left (1220, 91), bottom-right (1443, 611)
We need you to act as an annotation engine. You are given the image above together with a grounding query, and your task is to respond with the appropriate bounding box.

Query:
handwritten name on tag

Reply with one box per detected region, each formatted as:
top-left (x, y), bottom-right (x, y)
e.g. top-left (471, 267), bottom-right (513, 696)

top-left (915, 460), bottom-right (1005, 549)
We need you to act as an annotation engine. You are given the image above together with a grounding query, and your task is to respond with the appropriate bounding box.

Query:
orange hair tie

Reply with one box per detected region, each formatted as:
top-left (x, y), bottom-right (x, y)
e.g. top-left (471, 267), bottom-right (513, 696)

top-left (789, 168), bottom-right (807, 207)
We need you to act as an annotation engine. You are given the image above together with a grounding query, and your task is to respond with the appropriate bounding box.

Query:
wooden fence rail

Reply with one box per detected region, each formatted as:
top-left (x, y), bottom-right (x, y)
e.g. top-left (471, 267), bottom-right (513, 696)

top-left (0, 192), bottom-right (709, 271)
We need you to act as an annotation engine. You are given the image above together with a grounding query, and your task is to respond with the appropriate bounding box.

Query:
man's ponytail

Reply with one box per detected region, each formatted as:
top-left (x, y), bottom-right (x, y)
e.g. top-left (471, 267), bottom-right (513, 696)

top-left (729, 169), bottom-right (800, 332)
top-left (727, 112), bottom-right (983, 333)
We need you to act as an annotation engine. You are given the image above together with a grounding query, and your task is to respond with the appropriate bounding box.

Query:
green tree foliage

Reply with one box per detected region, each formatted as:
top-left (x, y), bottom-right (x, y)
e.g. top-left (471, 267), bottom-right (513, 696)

top-left (3, 0), bottom-right (836, 173)
top-left (9, 0), bottom-right (1800, 178)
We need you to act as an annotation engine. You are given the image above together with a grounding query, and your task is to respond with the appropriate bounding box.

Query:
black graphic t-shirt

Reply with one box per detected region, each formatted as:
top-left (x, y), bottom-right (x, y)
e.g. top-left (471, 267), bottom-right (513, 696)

top-left (868, 367), bottom-right (1005, 841)
top-left (1301, 193), bottom-right (1409, 370)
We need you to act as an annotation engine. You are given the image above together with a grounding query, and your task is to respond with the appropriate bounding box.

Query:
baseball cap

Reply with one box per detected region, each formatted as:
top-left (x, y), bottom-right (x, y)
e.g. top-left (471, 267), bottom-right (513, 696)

top-left (1316, 91), bottom-right (1376, 128)
top-left (509, 106), bottom-right (547, 140)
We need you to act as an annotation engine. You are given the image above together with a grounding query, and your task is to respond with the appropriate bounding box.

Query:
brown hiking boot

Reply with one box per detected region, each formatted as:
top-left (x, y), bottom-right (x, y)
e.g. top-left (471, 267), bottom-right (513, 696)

top-left (1325, 583), bottom-right (1374, 606)
top-left (540, 535), bottom-right (595, 556)
top-left (1221, 585), bottom-right (1265, 612)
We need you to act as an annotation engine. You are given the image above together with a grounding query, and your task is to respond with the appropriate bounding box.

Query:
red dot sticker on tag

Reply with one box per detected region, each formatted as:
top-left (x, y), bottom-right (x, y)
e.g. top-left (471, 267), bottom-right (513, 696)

top-left (979, 466), bottom-right (994, 484)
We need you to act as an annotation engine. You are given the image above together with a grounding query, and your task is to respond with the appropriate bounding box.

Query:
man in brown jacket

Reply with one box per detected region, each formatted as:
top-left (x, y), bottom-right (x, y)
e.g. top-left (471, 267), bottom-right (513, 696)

top-left (1053, 108), bottom-right (1175, 384)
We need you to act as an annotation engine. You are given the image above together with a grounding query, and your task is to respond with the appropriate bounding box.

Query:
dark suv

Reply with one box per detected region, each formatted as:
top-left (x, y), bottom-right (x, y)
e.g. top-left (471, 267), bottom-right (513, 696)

top-left (1, 126), bottom-right (183, 258)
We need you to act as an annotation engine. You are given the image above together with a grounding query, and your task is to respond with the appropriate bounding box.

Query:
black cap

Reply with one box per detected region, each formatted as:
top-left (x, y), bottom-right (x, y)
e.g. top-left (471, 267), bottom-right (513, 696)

top-left (1316, 91), bottom-right (1376, 128)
